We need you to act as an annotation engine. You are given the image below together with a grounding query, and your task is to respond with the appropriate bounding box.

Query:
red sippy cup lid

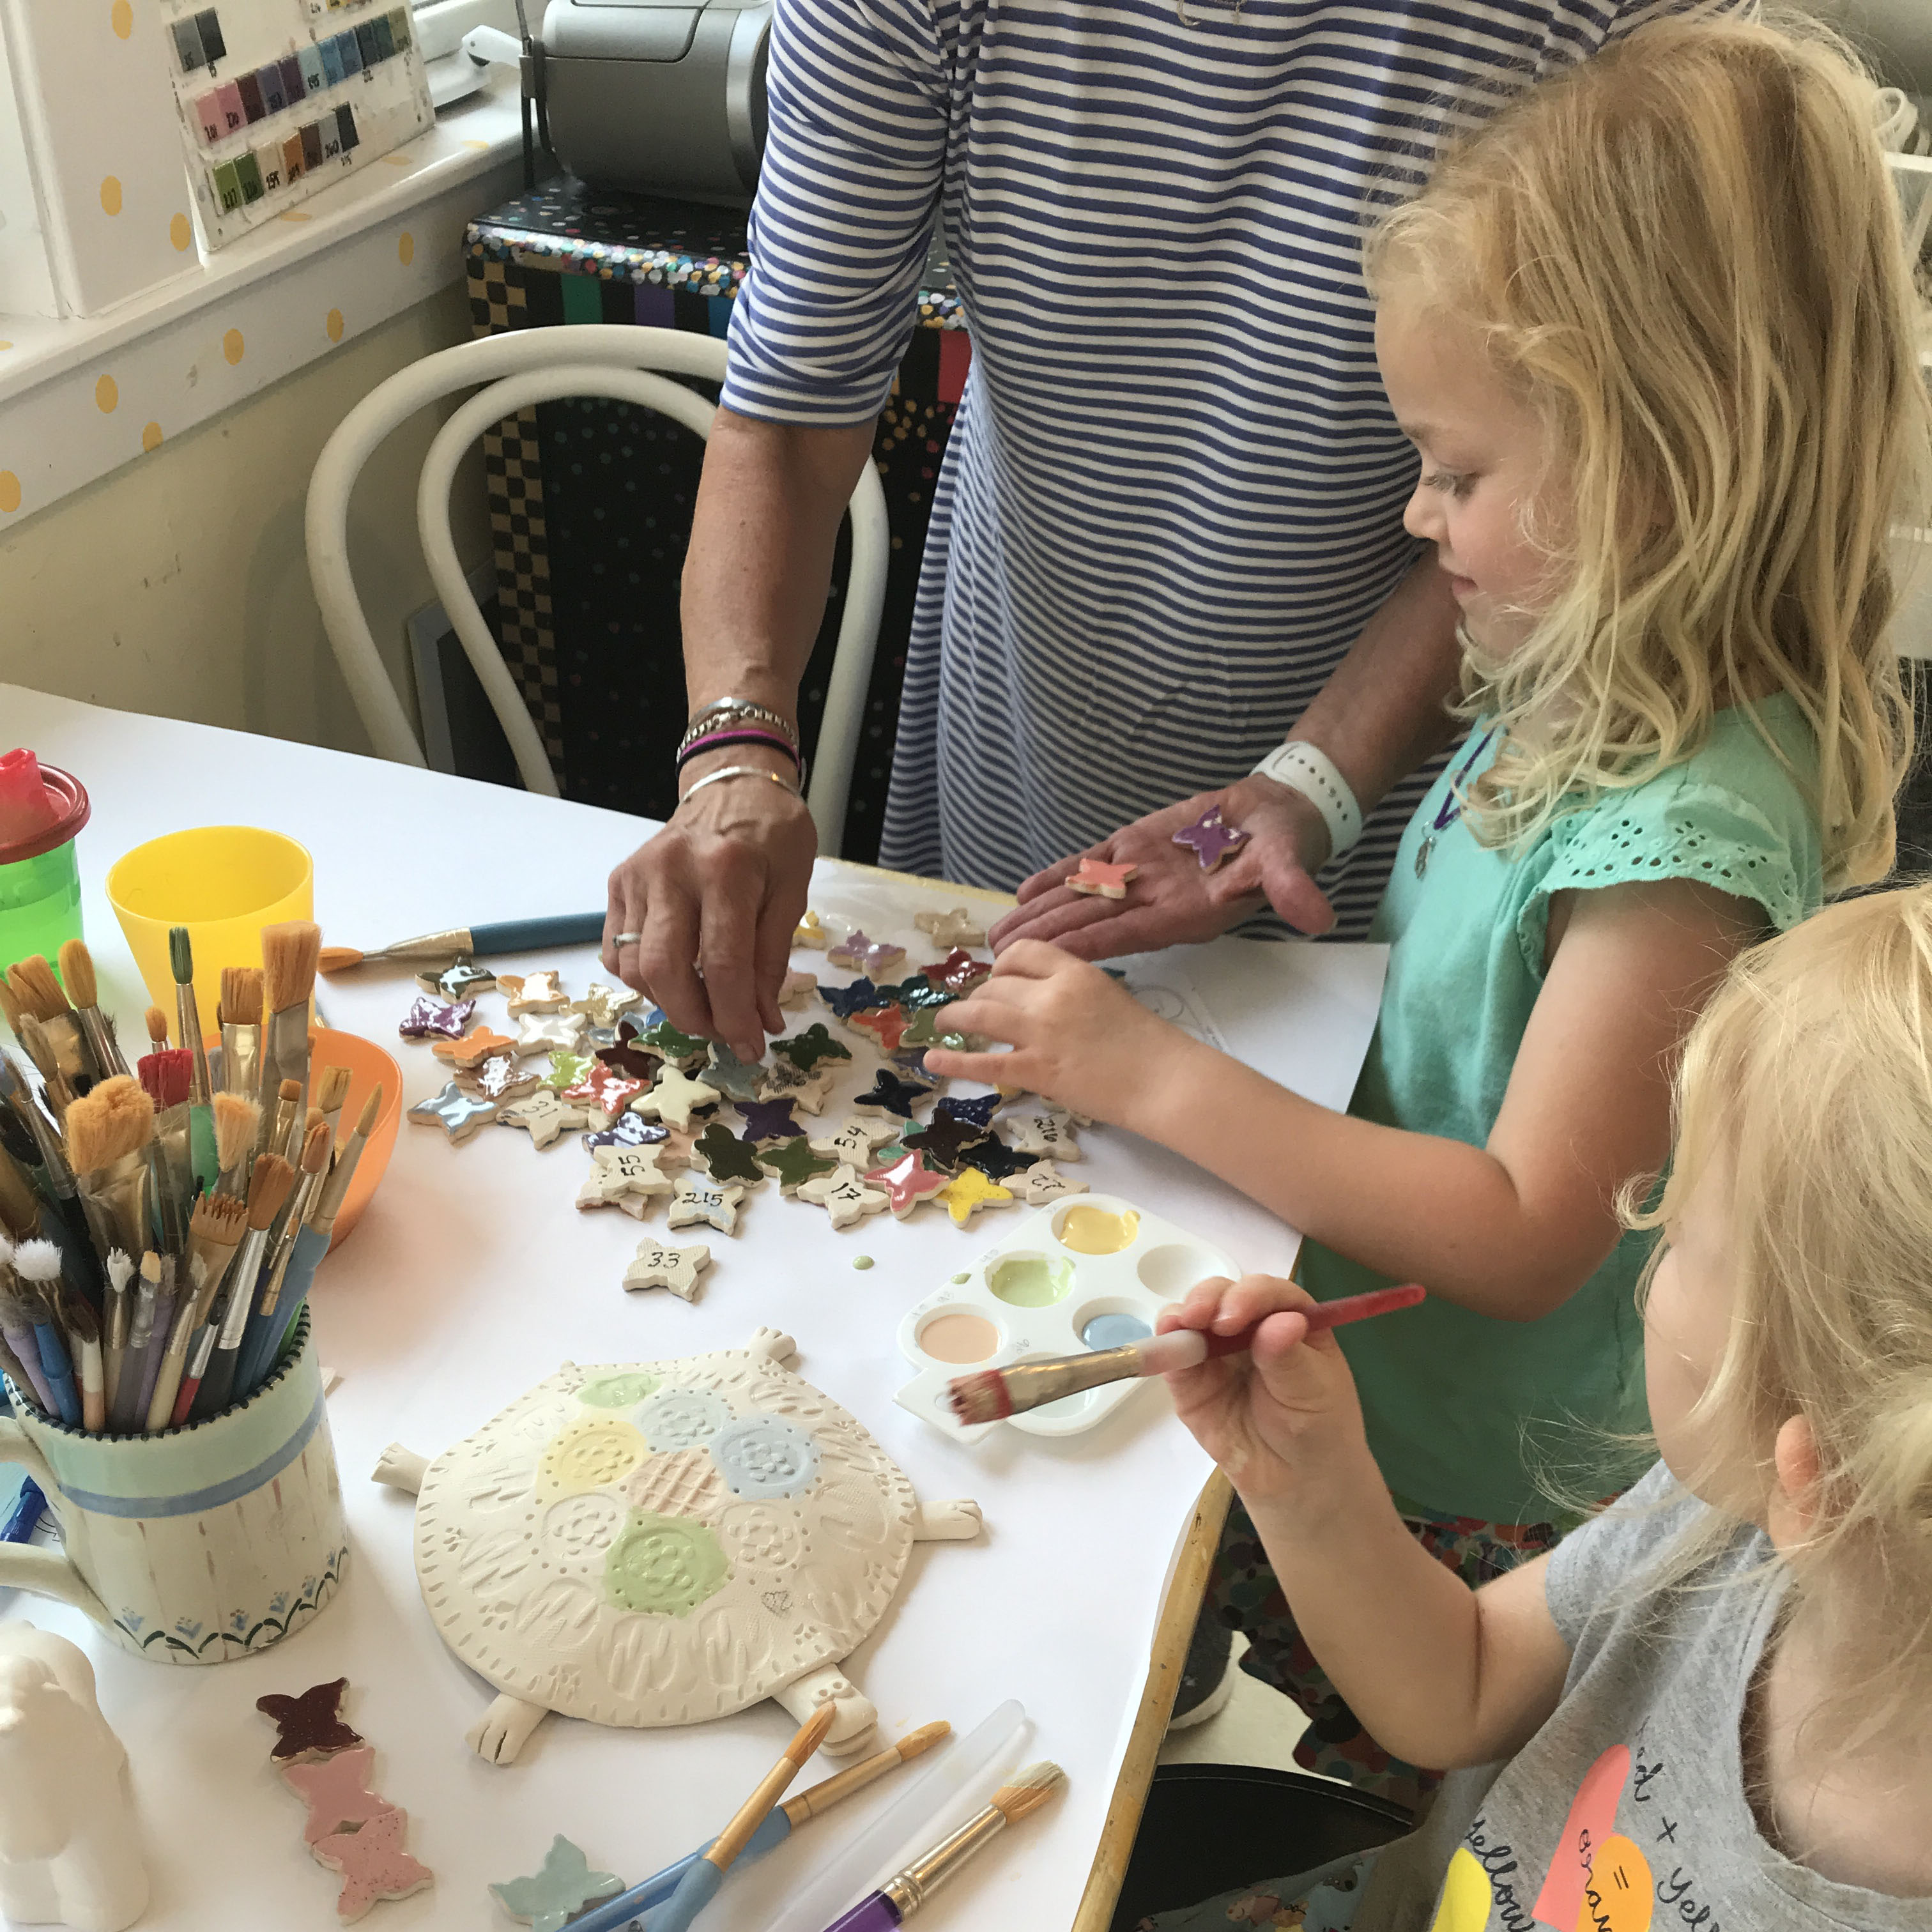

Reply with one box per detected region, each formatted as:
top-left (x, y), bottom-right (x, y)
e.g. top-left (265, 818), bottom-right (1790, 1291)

top-left (0, 750), bottom-right (90, 864)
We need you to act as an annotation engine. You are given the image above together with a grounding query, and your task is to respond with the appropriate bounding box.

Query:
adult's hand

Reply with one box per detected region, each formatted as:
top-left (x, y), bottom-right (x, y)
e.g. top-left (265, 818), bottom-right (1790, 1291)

top-left (602, 772), bottom-right (816, 1063)
top-left (987, 775), bottom-right (1338, 960)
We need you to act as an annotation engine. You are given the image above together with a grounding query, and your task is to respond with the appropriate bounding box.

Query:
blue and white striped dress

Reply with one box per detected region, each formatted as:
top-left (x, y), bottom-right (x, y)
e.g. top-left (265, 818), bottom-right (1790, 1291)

top-left (721, 0), bottom-right (1692, 933)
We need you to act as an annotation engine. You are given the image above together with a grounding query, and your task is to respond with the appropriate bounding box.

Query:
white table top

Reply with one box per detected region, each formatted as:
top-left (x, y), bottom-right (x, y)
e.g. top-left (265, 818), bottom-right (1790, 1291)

top-left (0, 684), bottom-right (1384, 1932)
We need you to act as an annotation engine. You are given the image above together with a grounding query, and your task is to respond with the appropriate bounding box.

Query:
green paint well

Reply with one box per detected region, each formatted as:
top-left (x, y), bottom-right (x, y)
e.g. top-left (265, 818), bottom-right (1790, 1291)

top-left (604, 1510), bottom-right (731, 1617)
top-left (989, 1255), bottom-right (1075, 1308)
top-left (578, 1372), bottom-right (661, 1409)
top-left (852, 1255), bottom-right (875, 1271)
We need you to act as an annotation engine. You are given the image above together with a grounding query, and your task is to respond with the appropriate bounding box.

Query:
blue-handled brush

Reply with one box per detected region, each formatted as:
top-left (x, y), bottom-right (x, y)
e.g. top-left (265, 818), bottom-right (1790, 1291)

top-left (317, 912), bottom-right (606, 975)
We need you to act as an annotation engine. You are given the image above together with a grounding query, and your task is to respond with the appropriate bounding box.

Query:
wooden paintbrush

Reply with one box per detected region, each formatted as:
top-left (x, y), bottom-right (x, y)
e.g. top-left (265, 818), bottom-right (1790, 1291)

top-left (144, 1006), bottom-right (169, 1052)
top-left (190, 1153), bottom-right (293, 1422)
top-left (56, 940), bottom-right (128, 1080)
top-left (316, 910), bottom-right (604, 974)
top-left (313, 1065), bottom-right (351, 1158)
top-left (135, 1050), bottom-right (195, 1259)
top-left (6, 958), bottom-right (90, 1089)
top-left (264, 1079), bottom-right (300, 1167)
top-left (236, 1122), bottom-right (329, 1397)
top-left (166, 927), bottom-right (217, 1190)
top-left (109, 1250), bottom-right (160, 1434)
top-left (219, 965), bottom-right (263, 1100)
top-left (61, 1287), bottom-right (103, 1432)
top-left (184, 1192), bottom-right (249, 1331)
top-left (63, 1076), bottom-right (157, 1266)
top-left (101, 1248), bottom-right (134, 1418)
top-left (12, 1241), bottom-right (80, 1429)
top-left (308, 1084), bottom-right (381, 1245)
top-left (212, 1091), bottom-right (259, 1197)
top-left (14, 1014), bottom-right (77, 1123)
top-left (258, 921), bottom-right (320, 1124)
top-left (947, 1284), bottom-right (1429, 1425)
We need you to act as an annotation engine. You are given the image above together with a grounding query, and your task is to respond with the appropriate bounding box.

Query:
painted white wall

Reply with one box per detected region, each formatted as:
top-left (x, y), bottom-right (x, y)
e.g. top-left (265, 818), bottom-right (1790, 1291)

top-left (0, 281), bottom-right (487, 756)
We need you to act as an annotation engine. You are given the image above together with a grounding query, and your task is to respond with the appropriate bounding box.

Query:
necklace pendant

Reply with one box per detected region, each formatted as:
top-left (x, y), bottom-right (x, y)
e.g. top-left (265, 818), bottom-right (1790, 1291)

top-left (1415, 835), bottom-right (1434, 879)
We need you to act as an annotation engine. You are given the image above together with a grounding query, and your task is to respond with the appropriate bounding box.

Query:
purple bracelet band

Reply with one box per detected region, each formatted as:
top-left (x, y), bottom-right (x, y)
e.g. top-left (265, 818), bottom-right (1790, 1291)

top-left (675, 727), bottom-right (804, 774)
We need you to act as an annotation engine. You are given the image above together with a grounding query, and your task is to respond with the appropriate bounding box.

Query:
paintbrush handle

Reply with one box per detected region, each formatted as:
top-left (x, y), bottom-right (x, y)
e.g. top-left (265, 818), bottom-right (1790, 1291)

top-left (1, 1321), bottom-right (56, 1413)
top-left (471, 912), bottom-right (607, 954)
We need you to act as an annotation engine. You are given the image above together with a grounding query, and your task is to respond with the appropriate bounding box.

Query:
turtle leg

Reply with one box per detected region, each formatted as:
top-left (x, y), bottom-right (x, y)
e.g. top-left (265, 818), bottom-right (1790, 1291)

top-left (774, 1666), bottom-right (877, 1756)
top-left (744, 1326), bottom-right (796, 1366)
top-left (371, 1445), bottom-right (429, 1494)
top-left (914, 1499), bottom-right (983, 1540)
top-left (464, 1694), bottom-right (551, 1765)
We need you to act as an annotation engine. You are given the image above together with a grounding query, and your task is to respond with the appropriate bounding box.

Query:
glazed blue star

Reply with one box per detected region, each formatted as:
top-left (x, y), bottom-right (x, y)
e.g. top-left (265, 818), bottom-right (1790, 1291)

top-left (705, 1041), bottom-right (765, 1103)
top-left (818, 977), bottom-right (884, 1020)
top-left (877, 973), bottom-right (956, 1013)
top-left (965, 1135), bottom-right (1035, 1181)
top-left (937, 1092), bottom-right (1002, 1131)
top-left (581, 1113), bottom-right (668, 1153)
top-left (736, 1096), bottom-right (803, 1144)
top-left (852, 1070), bottom-right (934, 1121)
top-left (489, 1836), bottom-right (624, 1932)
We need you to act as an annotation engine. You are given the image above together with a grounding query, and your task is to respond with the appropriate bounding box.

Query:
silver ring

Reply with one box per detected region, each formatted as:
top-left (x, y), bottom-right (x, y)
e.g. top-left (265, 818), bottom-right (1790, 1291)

top-left (611, 931), bottom-right (642, 947)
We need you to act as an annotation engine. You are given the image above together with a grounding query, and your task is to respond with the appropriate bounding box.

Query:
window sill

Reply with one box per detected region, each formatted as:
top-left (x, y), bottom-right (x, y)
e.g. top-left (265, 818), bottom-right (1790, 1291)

top-left (0, 69), bottom-right (528, 526)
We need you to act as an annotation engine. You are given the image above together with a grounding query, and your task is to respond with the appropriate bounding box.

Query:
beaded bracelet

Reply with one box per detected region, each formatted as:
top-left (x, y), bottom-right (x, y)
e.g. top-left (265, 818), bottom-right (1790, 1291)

top-left (676, 727), bottom-right (805, 778)
top-left (678, 697), bottom-right (800, 759)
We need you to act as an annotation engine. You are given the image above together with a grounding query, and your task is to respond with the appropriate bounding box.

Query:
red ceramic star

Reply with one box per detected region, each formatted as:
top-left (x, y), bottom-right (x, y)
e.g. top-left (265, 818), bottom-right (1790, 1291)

top-left (1067, 857), bottom-right (1138, 900)
top-left (849, 1004), bottom-right (910, 1053)
top-left (863, 1148), bottom-right (951, 1216)
top-left (563, 1062), bottom-right (648, 1118)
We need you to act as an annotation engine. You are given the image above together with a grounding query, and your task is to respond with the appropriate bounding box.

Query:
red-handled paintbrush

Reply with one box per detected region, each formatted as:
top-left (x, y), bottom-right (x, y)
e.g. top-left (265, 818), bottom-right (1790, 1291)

top-left (947, 1282), bottom-right (1427, 1425)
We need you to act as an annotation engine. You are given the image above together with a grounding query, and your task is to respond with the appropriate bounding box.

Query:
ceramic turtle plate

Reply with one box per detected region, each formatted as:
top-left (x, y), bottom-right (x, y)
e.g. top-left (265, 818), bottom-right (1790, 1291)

top-left (373, 1328), bottom-right (981, 1765)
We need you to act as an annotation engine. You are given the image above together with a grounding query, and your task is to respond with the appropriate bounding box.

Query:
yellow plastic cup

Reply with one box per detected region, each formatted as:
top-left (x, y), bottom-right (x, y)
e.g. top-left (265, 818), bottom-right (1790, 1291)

top-left (107, 827), bottom-right (314, 1038)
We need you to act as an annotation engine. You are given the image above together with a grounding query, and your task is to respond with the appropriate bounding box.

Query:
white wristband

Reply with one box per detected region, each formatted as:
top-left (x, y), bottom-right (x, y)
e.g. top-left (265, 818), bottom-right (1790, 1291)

top-left (1250, 740), bottom-right (1362, 859)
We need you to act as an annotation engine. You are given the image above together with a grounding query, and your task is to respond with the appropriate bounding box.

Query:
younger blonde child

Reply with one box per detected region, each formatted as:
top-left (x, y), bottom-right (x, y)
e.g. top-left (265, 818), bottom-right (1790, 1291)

top-left (928, 13), bottom-right (1932, 1805)
top-left (1137, 883), bottom-right (1932, 1929)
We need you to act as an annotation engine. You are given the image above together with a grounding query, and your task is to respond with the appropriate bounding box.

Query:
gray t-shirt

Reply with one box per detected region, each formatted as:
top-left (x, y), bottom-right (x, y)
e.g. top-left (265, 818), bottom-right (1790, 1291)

top-left (1353, 1461), bottom-right (1932, 1931)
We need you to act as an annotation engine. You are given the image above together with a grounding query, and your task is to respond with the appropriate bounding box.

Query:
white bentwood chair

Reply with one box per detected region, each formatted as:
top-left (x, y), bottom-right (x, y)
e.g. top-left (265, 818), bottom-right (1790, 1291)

top-left (305, 325), bottom-right (889, 855)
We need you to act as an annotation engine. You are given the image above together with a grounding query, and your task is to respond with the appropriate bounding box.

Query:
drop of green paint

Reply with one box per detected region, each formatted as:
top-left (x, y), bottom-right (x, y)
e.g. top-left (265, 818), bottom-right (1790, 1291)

top-left (852, 1255), bottom-right (875, 1271)
top-left (951, 1272), bottom-right (970, 1284)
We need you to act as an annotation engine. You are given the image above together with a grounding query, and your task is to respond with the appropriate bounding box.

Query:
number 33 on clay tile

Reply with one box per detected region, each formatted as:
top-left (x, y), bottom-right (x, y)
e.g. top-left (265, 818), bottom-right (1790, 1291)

top-left (1068, 857), bottom-right (1138, 899)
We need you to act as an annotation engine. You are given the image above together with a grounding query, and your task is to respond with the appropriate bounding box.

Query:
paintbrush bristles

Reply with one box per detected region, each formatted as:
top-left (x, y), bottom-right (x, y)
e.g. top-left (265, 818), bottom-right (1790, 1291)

top-left (0, 1150), bottom-right (38, 1242)
top-left (279, 1079), bottom-right (301, 1106)
top-left (245, 1153), bottom-right (295, 1232)
top-left (300, 1122), bottom-right (330, 1174)
top-left (355, 1084), bottom-right (382, 1137)
top-left (990, 1761), bottom-right (1065, 1826)
top-left (316, 946), bottom-right (364, 974)
top-left (190, 1193), bottom-right (248, 1240)
top-left (12, 1239), bottom-right (62, 1287)
top-left (63, 1075), bottom-right (156, 1174)
top-left (261, 922), bottom-right (321, 1015)
top-left (315, 1064), bottom-right (351, 1114)
top-left (168, 926), bottom-right (194, 985)
top-left (220, 967), bottom-right (263, 1026)
top-left (213, 1092), bottom-right (258, 1171)
top-left (140, 1250), bottom-right (164, 1287)
top-left (59, 1289), bottom-right (98, 1346)
top-left (0, 977), bottom-right (20, 1036)
top-left (145, 1006), bottom-right (170, 1048)
top-left (55, 940), bottom-right (96, 1011)
top-left (9, 957), bottom-right (69, 1021)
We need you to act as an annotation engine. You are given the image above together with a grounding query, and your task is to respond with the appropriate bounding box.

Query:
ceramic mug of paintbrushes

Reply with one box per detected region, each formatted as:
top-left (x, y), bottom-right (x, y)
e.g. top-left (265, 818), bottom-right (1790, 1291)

top-left (0, 1307), bottom-right (347, 1662)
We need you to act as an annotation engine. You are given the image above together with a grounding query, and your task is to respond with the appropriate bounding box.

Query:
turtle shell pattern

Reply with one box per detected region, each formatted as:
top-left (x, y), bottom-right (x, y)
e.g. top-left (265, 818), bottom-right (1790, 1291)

top-left (412, 1346), bottom-right (919, 1727)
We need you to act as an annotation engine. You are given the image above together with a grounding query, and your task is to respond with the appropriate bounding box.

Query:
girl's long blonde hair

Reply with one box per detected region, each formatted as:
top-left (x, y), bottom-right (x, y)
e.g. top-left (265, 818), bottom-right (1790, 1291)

top-left (1635, 884), bottom-right (1932, 1726)
top-left (1366, 13), bottom-right (1931, 887)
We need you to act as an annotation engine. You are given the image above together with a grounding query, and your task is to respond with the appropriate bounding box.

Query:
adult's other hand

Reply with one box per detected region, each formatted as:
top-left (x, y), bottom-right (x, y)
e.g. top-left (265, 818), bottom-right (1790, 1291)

top-left (987, 776), bottom-right (1338, 959)
top-left (602, 770), bottom-right (816, 1062)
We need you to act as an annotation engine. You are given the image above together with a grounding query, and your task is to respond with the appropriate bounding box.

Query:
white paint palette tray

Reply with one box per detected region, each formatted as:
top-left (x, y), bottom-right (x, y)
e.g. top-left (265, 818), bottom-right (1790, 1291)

top-left (894, 1195), bottom-right (1237, 1441)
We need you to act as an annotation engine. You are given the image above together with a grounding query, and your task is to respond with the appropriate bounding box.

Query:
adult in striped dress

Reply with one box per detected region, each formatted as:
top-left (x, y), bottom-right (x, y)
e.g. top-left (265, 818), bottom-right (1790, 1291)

top-left (602, 0), bottom-right (1703, 1063)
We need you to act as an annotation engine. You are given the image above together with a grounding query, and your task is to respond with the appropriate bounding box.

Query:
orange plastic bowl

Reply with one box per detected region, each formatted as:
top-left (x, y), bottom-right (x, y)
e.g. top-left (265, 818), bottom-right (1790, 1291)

top-left (307, 1028), bottom-right (402, 1250)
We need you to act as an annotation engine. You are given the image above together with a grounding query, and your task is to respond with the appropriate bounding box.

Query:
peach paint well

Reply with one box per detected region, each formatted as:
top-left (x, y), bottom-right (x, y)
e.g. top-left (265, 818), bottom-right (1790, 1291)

top-left (918, 1312), bottom-right (1000, 1364)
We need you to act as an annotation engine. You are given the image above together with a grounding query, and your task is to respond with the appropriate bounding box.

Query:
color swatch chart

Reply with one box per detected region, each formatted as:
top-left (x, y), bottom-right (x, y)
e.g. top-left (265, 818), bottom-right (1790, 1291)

top-left (158, 0), bottom-right (434, 247)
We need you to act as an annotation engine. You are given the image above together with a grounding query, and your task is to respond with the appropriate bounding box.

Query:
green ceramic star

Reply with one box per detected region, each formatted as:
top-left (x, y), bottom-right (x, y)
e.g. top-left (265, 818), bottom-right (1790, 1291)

top-left (774, 1022), bottom-right (852, 1073)
top-left (634, 1018), bottom-right (710, 1066)
top-left (543, 1050), bottom-right (594, 1092)
top-left (489, 1835), bottom-right (624, 1932)
top-left (756, 1135), bottom-right (841, 1194)
top-left (693, 1119), bottom-right (767, 1185)
top-left (901, 1007), bottom-right (972, 1052)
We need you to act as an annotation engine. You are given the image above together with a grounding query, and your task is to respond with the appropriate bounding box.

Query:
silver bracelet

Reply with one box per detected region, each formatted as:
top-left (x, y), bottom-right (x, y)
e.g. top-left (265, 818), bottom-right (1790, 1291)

top-left (678, 697), bottom-right (800, 758)
top-left (677, 763), bottom-right (804, 808)
top-left (1250, 740), bottom-right (1363, 857)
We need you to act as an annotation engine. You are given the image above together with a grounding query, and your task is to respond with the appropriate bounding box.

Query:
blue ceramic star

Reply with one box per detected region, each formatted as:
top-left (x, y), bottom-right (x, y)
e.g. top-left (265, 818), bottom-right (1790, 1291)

top-left (965, 1135), bottom-right (1035, 1181)
top-left (876, 973), bottom-right (956, 1013)
top-left (489, 1836), bottom-right (624, 1932)
top-left (937, 1092), bottom-right (1002, 1131)
top-left (737, 1096), bottom-right (802, 1144)
top-left (818, 977), bottom-right (884, 1020)
top-left (852, 1070), bottom-right (934, 1121)
top-left (705, 1041), bottom-right (765, 1103)
top-left (581, 1113), bottom-right (669, 1153)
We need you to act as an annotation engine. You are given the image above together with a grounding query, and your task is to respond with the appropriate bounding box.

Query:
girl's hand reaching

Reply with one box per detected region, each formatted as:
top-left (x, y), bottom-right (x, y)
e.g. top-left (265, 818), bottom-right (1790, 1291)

top-left (1161, 1275), bottom-right (1379, 1526)
top-left (921, 939), bottom-right (1193, 1126)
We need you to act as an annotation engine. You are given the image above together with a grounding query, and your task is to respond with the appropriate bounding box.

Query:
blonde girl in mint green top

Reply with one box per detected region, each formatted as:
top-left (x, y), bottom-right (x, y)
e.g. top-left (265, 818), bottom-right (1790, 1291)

top-left (927, 16), bottom-right (1932, 1805)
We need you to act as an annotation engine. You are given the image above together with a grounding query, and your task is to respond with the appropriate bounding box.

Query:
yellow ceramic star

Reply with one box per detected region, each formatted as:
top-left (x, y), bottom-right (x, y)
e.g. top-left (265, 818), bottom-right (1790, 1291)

top-left (934, 1166), bottom-right (1014, 1226)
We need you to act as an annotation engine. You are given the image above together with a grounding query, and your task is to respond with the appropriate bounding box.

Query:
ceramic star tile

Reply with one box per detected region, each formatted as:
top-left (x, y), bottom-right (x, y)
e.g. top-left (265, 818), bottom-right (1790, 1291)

top-left (921, 949), bottom-right (993, 995)
top-left (578, 1146), bottom-right (675, 1214)
top-left (965, 1136), bottom-right (1037, 1181)
top-left (817, 977), bottom-right (884, 1022)
top-left (735, 1096), bottom-right (803, 1145)
top-left (756, 1136), bottom-right (840, 1195)
top-left (489, 1836), bottom-right (624, 1932)
top-left (256, 1678), bottom-right (364, 1763)
top-left (793, 910), bottom-right (829, 949)
top-left (936, 1092), bottom-right (1002, 1131)
top-left (543, 1050), bottom-right (595, 1092)
top-left (416, 960), bottom-right (496, 1000)
top-left (934, 1165), bottom-right (1015, 1225)
top-left (666, 1174), bottom-right (746, 1234)
top-left (563, 1062), bottom-right (649, 1123)
top-left (849, 1005), bottom-right (910, 1054)
top-left (757, 1058), bottom-right (836, 1114)
top-left (457, 1053), bottom-right (542, 1103)
top-left (631, 1018), bottom-right (710, 1068)
top-left (852, 1070), bottom-right (933, 1121)
top-left (622, 1239), bottom-right (712, 1300)
top-left (827, 931), bottom-right (907, 976)
top-left (774, 1023), bottom-right (852, 1071)
top-left (1010, 1111), bottom-right (1083, 1160)
top-left (634, 1064), bottom-right (723, 1131)
top-left (808, 1117), bottom-right (897, 1167)
top-left (1018, 1160), bottom-right (1089, 1204)
top-left (398, 995), bottom-right (475, 1041)
top-left (408, 1080), bottom-right (500, 1143)
top-left (430, 1026), bottom-right (519, 1070)
top-left (862, 1148), bottom-right (950, 1217)
top-left (1067, 856), bottom-right (1137, 899)
top-left (498, 969), bottom-right (569, 1015)
top-left (496, 1088), bottom-right (594, 1150)
top-left (901, 1114), bottom-right (997, 1173)
top-left (797, 1163), bottom-right (890, 1229)
top-left (311, 1808), bottom-right (433, 1920)
top-left (280, 1746), bottom-right (396, 1845)
top-left (581, 1112), bottom-right (669, 1154)
top-left (778, 970), bottom-right (818, 1009)
top-left (693, 1120), bottom-right (768, 1185)
top-left (569, 983), bottom-right (643, 1029)
top-left (900, 1008), bottom-right (977, 1052)
top-left (912, 905), bottom-right (988, 949)
top-left (703, 1041), bottom-right (765, 1103)
top-left (515, 1009), bottom-right (588, 1058)
top-left (1172, 806), bottom-right (1251, 871)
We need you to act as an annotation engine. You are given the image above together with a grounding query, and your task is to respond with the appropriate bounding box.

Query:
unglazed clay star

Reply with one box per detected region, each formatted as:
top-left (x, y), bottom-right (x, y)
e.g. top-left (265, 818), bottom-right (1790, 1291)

top-left (281, 1745), bottom-right (397, 1844)
top-left (849, 1004), bottom-right (910, 1053)
top-left (921, 949), bottom-right (992, 995)
top-left (666, 1174), bottom-right (746, 1234)
top-left (499, 969), bottom-right (569, 1016)
top-left (398, 994), bottom-right (475, 1040)
top-left (797, 1163), bottom-right (889, 1229)
top-left (490, 1836), bottom-right (624, 1932)
top-left (775, 1022), bottom-right (852, 1071)
top-left (1019, 1160), bottom-right (1089, 1203)
top-left (1172, 805), bottom-right (1251, 870)
top-left (622, 1239), bottom-right (712, 1300)
top-left (578, 1146), bottom-right (675, 1215)
top-left (516, 1009), bottom-right (588, 1058)
top-left (431, 1025), bottom-right (519, 1070)
top-left (736, 1096), bottom-right (803, 1144)
top-left (408, 1081), bottom-right (500, 1144)
top-left (649, 1123), bottom-right (698, 1171)
top-left (1011, 1110), bottom-right (1083, 1160)
top-left (544, 1050), bottom-right (595, 1091)
top-left (256, 1678), bottom-right (364, 1763)
top-left (862, 1149), bottom-right (951, 1218)
top-left (312, 1808), bottom-right (434, 1922)
top-left (1067, 856), bottom-right (1138, 899)
top-left (636, 1064), bottom-right (722, 1130)
top-left (758, 1057), bottom-right (836, 1114)
top-left (818, 977), bottom-right (884, 1021)
top-left (756, 1136), bottom-right (841, 1195)
top-left (854, 1070), bottom-right (933, 1120)
top-left (934, 1166), bottom-right (1015, 1225)
top-left (693, 1120), bottom-right (768, 1184)
top-left (913, 905), bottom-right (988, 949)
top-left (417, 960), bottom-right (496, 1000)
top-left (459, 1052), bottom-right (542, 1103)
top-left (581, 1113), bottom-right (668, 1154)
top-left (571, 983), bottom-right (643, 1029)
top-left (809, 1117), bottom-right (897, 1167)
top-left (498, 1088), bottom-right (593, 1149)
top-left (779, 970), bottom-right (818, 1009)
top-left (704, 1042), bottom-right (765, 1103)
